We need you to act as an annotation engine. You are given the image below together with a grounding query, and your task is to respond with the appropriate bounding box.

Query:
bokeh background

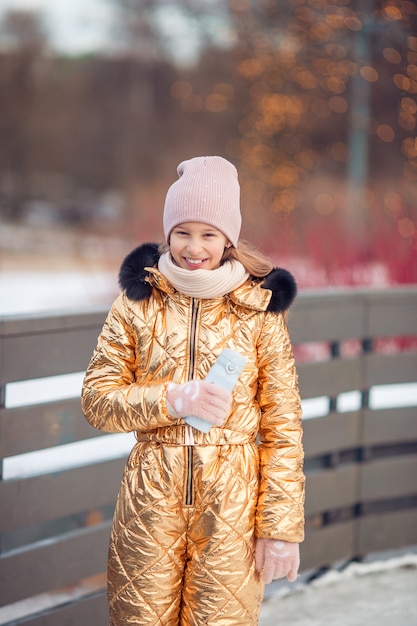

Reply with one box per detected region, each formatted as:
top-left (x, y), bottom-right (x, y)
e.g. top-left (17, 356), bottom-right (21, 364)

top-left (1, 0), bottom-right (416, 313)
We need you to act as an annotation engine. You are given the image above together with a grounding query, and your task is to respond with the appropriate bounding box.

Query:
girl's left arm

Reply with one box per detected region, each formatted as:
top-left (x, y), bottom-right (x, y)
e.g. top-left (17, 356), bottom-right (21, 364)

top-left (255, 311), bottom-right (305, 543)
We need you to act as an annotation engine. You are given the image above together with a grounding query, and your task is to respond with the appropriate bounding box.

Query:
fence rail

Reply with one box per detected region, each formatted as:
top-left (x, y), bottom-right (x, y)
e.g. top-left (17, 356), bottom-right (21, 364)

top-left (0, 287), bottom-right (416, 625)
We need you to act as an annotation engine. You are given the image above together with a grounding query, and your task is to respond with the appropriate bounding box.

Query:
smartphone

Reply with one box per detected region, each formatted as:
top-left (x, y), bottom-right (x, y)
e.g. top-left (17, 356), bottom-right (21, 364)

top-left (184, 348), bottom-right (246, 433)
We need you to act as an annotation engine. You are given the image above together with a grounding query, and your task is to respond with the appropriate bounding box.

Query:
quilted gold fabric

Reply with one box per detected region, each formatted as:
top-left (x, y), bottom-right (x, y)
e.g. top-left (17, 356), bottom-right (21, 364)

top-left (82, 269), bottom-right (305, 625)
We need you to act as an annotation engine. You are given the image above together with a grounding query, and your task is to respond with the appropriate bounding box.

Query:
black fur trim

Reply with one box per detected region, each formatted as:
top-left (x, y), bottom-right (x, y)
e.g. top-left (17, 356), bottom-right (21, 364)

top-left (262, 268), bottom-right (297, 312)
top-left (118, 243), bottom-right (160, 301)
top-left (119, 243), bottom-right (297, 311)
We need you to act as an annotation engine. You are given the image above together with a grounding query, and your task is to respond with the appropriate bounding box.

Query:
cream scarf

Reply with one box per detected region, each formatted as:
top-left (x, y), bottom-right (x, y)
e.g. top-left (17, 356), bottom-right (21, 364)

top-left (158, 252), bottom-right (249, 299)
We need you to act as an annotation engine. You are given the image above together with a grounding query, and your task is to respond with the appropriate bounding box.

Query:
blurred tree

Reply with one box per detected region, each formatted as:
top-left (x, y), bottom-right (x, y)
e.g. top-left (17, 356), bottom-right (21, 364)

top-left (108, 0), bottom-right (229, 63)
top-left (227, 0), bottom-right (417, 274)
top-left (0, 10), bottom-right (48, 219)
top-left (0, 0), bottom-right (415, 283)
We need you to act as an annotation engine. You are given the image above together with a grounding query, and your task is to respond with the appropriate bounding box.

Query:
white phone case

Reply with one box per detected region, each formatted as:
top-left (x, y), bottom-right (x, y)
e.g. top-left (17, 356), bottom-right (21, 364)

top-left (184, 348), bottom-right (246, 433)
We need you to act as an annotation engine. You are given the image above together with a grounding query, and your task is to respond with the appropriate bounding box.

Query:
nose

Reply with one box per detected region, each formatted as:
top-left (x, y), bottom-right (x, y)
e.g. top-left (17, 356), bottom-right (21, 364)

top-left (186, 237), bottom-right (202, 255)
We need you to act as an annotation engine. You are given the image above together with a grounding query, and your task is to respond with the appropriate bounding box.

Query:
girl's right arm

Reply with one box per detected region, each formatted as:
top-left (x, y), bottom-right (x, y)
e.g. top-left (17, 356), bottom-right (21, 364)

top-left (81, 294), bottom-right (178, 433)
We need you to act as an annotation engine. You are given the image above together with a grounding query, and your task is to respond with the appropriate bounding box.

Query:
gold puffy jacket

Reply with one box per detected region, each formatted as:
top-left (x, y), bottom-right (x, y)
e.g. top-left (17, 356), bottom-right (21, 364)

top-left (82, 244), bottom-right (305, 626)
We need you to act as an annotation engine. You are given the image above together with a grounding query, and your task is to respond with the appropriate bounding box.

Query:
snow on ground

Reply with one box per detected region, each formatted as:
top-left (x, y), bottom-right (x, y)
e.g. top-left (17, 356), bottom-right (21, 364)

top-left (260, 551), bottom-right (417, 626)
top-left (0, 270), bottom-right (119, 315)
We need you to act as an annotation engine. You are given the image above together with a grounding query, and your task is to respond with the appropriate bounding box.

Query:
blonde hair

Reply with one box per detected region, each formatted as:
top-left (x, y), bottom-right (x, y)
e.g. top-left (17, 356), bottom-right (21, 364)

top-left (222, 240), bottom-right (273, 277)
top-left (159, 239), bottom-right (273, 278)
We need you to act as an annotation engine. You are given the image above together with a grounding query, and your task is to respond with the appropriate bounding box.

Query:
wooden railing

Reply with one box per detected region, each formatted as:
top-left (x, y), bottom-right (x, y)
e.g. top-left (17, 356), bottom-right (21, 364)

top-left (0, 287), bottom-right (416, 625)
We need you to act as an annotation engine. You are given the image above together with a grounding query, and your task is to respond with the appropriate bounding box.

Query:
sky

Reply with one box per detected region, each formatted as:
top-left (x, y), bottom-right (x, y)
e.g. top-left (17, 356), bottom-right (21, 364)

top-left (0, 0), bottom-right (116, 54)
top-left (0, 0), bottom-right (232, 62)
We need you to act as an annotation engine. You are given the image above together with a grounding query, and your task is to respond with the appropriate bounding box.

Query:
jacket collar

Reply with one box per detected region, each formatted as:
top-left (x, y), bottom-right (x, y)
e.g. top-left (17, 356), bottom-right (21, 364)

top-left (118, 243), bottom-right (297, 313)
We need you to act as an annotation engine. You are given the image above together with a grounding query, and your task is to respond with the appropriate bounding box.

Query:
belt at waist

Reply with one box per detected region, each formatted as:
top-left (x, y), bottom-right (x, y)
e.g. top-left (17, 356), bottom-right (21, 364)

top-left (135, 425), bottom-right (255, 446)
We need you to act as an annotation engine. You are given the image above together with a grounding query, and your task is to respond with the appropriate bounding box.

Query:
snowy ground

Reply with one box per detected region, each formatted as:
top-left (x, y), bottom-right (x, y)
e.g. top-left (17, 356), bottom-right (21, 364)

top-left (260, 551), bottom-right (417, 626)
top-left (0, 269), bottom-right (119, 315)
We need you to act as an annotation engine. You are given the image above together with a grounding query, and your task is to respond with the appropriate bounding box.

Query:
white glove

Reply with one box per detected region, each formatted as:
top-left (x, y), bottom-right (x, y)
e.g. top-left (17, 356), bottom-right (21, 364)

top-left (255, 538), bottom-right (300, 583)
top-left (166, 380), bottom-right (232, 426)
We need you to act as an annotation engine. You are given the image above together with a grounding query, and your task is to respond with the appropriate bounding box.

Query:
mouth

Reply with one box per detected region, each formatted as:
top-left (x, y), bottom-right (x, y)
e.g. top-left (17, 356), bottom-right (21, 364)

top-left (183, 257), bottom-right (208, 267)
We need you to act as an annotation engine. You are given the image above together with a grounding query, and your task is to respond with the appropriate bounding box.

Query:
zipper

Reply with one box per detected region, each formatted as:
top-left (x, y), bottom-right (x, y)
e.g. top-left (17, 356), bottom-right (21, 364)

top-left (189, 298), bottom-right (199, 377)
top-left (185, 445), bottom-right (194, 506)
top-left (185, 298), bottom-right (200, 506)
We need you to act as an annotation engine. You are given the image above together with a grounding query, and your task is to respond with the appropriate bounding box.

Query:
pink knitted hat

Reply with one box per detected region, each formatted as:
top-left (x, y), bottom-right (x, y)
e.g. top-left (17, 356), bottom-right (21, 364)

top-left (163, 156), bottom-right (241, 247)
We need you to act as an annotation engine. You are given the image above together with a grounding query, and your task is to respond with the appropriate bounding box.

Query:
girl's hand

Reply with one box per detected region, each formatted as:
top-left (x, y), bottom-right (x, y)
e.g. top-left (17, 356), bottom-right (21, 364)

top-left (255, 538), bottom-right (300, 584)
top-left (166, 380), bottom-right (232, 426)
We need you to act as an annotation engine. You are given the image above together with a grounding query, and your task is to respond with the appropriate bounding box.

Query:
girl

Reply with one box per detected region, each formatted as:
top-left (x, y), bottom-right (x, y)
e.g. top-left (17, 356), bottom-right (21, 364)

top-left (82, 155), bottom-right (305, 625)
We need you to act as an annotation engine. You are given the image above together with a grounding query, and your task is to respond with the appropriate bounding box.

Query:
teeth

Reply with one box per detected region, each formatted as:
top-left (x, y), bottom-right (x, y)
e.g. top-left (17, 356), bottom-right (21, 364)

top-left (186, 259), bottom-right (204, 265)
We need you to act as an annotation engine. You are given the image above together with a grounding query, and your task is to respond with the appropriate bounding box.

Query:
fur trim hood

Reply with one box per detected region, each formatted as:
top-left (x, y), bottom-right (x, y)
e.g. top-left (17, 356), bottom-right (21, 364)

top-left (119, 243), bottom-right (297, 313)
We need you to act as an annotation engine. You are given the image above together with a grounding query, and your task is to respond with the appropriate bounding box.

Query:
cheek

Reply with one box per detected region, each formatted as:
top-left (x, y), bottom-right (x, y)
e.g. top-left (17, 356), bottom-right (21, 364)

top-left (210, 246), bottom-right (226, 268)
top-left (214, 244), bottom-right (226, 259)
top-left (169, 245), bottom-right (182, 265)
top-left (169, 240), bottom-right (180, 255)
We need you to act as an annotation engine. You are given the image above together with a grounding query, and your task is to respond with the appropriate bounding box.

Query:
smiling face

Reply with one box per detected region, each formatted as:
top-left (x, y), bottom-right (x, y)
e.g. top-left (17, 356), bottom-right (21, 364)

top-left (169, 222), bottom-right (230, 271)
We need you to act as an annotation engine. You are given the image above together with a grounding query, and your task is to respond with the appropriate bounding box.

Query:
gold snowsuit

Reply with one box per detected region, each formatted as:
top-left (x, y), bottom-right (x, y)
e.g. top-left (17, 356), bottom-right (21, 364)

top-left (82, 244), bottom-right (305, 626)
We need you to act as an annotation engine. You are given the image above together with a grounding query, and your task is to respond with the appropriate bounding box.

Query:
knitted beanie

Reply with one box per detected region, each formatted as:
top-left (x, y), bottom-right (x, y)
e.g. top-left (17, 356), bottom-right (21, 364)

top-left (163, 156), bottom-right (241, 247)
